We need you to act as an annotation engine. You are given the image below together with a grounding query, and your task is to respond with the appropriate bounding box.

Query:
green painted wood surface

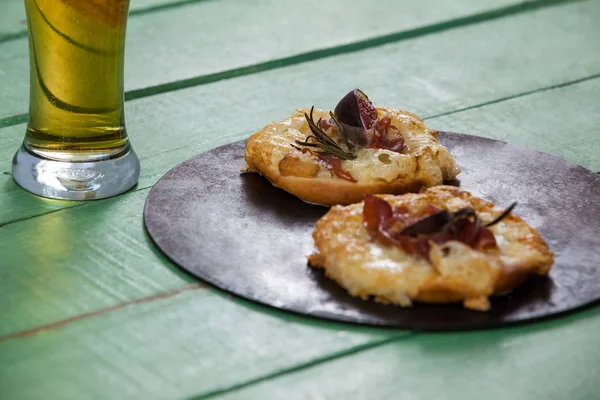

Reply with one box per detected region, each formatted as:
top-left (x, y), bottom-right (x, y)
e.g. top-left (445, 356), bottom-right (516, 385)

top-left (1, 0), bottom-right (600, 399)
top-left (429, 76), bottom-right (600, 172)
top-left (2, 0), bottom-right (600, 226)
top-left (0, 0), bottom-right (574, 121)
top-left (0, 0), bottom-right (212, 42)
top-left (0, 288), bottom-right (402, 400)
top-left (0, 189), bottom-right (192, 337)
top-left (1, 266), bottom-right (598, 399)
top-left (217, 307), bottom-right (600, 400)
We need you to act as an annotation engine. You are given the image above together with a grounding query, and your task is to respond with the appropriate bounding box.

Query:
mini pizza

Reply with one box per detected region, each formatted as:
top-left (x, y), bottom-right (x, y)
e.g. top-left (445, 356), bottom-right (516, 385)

top-left (308, 186), bottom-right (554, 311)
top-left (244, 90), bottom-right (460, 205)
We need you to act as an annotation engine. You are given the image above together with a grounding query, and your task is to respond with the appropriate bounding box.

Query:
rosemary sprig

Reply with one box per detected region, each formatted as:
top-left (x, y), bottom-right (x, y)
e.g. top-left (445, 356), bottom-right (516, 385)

top-left (293, 106), bottom-right (356, 160)
top-left (484, 202), bottom-right (517, 227)
top-left (329, 111), bottom-right (352, 150)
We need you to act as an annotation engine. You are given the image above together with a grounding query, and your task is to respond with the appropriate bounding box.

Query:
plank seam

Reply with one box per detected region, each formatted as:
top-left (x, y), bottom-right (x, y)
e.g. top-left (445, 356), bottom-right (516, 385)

top-left (0, 202), bottom-right (88, 228)
top-left (0, 113), bottom-right (27, 129)
top-left (188, 334), bottom-right (414, 400)
top-left (1, 72), bottom-right (598, 227)
top-left (0, 0), bottom-right (218, 45)
top-left (0, 30), bottom-right (27, 45)
top-left (424, 73), bottom-right (600, 120)
top-left (0, 282), bottom-right (207, 343)
top-left (0, 0), bottom-right (583, 129)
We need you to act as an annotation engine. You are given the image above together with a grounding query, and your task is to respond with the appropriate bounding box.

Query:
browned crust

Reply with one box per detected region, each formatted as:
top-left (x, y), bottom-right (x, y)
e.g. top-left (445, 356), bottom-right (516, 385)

top-left (412, 258), bottom-right (550, 310)
top-left (245, 132), bottom-right (428, 206)
top-left (308, 186), bottom-right (555, 311)
top-left (310, 249), bottom-right (490, 307)
top-left (250, 159), bottom-right (427, 205)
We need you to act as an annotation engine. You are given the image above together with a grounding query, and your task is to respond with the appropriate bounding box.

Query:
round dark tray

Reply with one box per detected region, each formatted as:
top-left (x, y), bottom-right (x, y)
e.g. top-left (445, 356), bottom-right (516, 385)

top-left (144, 133), bottom-right (600, 330)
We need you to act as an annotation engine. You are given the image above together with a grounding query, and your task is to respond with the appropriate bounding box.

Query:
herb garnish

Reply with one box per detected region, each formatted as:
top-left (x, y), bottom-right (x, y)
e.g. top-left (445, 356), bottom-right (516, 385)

top-left (292, 107), bottom-right (356, 160)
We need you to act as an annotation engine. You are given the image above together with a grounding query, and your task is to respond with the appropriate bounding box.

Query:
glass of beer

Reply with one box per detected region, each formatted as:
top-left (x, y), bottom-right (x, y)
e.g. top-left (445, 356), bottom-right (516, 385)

top-left (12, 0), bottom-right (140, 200)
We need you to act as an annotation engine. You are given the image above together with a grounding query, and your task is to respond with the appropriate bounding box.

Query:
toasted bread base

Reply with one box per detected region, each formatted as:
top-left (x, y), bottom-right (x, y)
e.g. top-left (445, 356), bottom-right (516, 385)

top-left (245, 155), bottom-right (428, 205)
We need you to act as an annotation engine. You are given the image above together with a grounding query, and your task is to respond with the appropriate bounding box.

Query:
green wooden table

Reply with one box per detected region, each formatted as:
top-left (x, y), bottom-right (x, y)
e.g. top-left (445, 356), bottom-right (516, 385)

top-left (2, 0), bottom-right (600, 398)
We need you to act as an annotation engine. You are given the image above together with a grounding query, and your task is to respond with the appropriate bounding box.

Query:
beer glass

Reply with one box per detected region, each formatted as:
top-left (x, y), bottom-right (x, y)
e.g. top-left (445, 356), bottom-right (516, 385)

top-left (12, 0), bottom-right (140, 200)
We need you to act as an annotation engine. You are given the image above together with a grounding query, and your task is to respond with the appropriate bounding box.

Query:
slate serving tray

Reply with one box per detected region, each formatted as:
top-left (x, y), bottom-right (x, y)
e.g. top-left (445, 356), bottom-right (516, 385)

top-left (144, 132), bottom-right (600, 330)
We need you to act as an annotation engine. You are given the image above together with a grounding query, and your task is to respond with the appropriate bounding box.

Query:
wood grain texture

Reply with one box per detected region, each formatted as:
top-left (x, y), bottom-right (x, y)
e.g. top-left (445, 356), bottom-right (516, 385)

top-left (0, 284), bottom-right (206, 342)
top-left (214, 307), bottom-right (600, 400)
top-left (0, 0), bottom-right (571, 121)
top-left (0, 189), bottom-right (193, 337)
top-left (0, 288), bottom-right (403, 400)
top-left (2, 0), bottom-right (600, 225)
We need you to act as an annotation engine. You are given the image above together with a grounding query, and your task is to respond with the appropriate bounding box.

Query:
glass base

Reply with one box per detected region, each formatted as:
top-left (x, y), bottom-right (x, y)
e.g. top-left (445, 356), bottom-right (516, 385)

top-left (12, 145), bottom-right (140, 200)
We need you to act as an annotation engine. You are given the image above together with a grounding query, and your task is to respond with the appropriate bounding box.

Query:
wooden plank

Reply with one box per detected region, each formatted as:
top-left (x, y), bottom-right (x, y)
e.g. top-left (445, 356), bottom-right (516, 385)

top-left (0, 0), bottom-right (568, 121)
top-left (0, 0), bottom-right (211, 42)
top-left (2, 0), bottom-right (600, 225)
top-left (0, 287), bottom-right (403, 400)
top-left (215, 307), bottom-right (600, 400)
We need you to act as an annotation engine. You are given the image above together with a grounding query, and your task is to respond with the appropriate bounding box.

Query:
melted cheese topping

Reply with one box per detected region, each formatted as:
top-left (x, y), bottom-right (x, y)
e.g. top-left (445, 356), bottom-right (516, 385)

top-left (310, 186), bottom-right (554, 311)
top-left (341, 148), bottom-right (417, 183)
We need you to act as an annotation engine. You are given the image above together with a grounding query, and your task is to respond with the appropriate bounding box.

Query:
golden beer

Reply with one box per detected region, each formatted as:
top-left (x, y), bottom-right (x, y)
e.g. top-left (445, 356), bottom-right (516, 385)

top-left (13, 0), bottom-right (139, 199)
top-left (24, 0), bottom-right (130, 161)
